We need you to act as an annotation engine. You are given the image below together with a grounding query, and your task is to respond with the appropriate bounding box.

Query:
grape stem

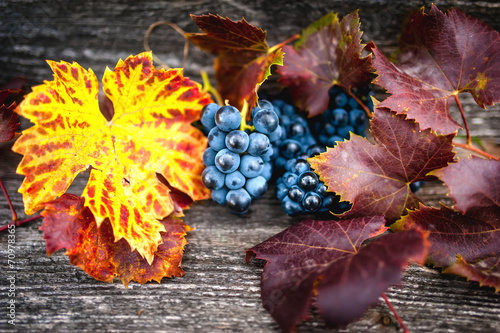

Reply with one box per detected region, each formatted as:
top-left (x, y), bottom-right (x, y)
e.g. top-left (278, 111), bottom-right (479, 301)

top-left (144, 21), bottom-right (189, 69)
top-left (201, 70), bottom-right (223, 106)
top-left (239, 100), bottom-right (255, 131)
top-left (453, 142), bottom-right (499, 160)
top-left (343, 85), bottom-right (373, 119)
top-left (0, 177), bottom-right (42, 232)
top-left (382, 292), bottom-right (410, 333)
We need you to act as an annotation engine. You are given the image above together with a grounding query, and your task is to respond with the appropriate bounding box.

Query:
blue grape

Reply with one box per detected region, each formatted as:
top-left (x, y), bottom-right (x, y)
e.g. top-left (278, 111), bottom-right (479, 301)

top-left (239, 154), bottom-right (264, 178)
top-left (208, 126), bottom-right (227, 151)
top-left (280, 139), bottom-right (302, 159)
top-left (303, 192), bottom-right (322, 212)
top-left (216, 105), bottom-right (241, 131)
top-left (327, 135), bottom-right (344, 147)
top-left (248, 132), bottom-right (270, 156)
top-left (282, 171), bottom-right (298, 188)
top-left (330, 108), bottom-right (349, 127)
top-left (337, 125), bottom-right (355, 139)
top-left (349, 109), bottom-right (367, 127)
top-left (225, 170), bottom-right (246, 190)
top-left (202, 147), bottom-right (217, 166)
top-left (226, 188), bottom-right (252, 214)
top-left (268, 125), bottom-right (283, 142)
top-left (252, 99), bottom-right (275, 118)
top-left (225, 130), bottom-right (249, 153)
top-left (276, 182), bottom-right (289, 201)
top-left (201, 166), bottom-right (225, 190)
top-left (298, 171), bottom-right (318, 191)
top-left (253, 109), bottom-right (279, 134)
top-left (334, 92), bottom-right (348, 107)
top-left (288, 185), bottom-right (305, 202)
top-left (200, 103), bottom-right (219, 130)
top-left (212, 187), bottom-right (228, 205)
top-left (245, 176), bottom-right (268, 198)
top-left (281, 196), bottom-right (303, 216)
top-left (261, 162), bottom-right (273, 182)
top-left (292, 159), bottom-right (310, 175)
top-left (261, 148), bottom-right (274, 162)
top-left (215, 148), bottom-right (240, 173)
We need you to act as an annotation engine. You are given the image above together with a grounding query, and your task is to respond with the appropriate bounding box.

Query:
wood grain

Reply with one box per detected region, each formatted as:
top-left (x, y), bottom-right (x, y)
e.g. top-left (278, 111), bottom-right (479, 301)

top-left (1, 0), bottom-right (500, 332)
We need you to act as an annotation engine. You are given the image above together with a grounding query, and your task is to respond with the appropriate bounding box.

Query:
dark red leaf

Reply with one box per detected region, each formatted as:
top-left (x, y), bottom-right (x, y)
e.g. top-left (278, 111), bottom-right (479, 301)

top-left (0, 102), bottom-right (20, 142)
top-left (187, 14), bottom-right (284, 111)
top-left (393, 204), bottom-right (500, 291)
top-left (277, 11), bottom-right (373, 117)
top-left (372, 5), bottom-right (500, 134)
top-left (309, 107), bottom-right (455, 221)
top-left (431, 156), bottom-right (500, 213)
top-left (247, 217), bottom-right (428, 331)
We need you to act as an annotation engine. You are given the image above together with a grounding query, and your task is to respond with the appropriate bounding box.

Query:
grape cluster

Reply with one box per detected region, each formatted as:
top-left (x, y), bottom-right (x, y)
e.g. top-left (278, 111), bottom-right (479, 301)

top-left (309, 86), bottom-right (373, 146)
top-left (200, 102), bottom-right (279, 214)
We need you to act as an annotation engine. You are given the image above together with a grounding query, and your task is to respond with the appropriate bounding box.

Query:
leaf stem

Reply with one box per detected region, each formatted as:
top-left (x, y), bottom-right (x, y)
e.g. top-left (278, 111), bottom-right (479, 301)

top-left (268, 34), bottom-right (300, 54)
top-left (144, 21), bottom-right (189, 69)
top-left (382, 292), bottom-right (410, 333)
top-left (343, 85), bottom-right (373, 119)
top-left (0, 215), bottom-right (43, 233)
top-left (0, 178), bottom-right (17, 221)
top-left (453, 141), bottom-right (499, 160)
top-left (454, 94), bottom-right (471, 146)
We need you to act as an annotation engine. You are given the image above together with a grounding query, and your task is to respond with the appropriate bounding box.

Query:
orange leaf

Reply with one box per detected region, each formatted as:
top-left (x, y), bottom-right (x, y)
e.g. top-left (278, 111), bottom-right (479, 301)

top-left (13, 52), bottom-right (212, 264)
top-left (41, 194), bottom-right (190, 286)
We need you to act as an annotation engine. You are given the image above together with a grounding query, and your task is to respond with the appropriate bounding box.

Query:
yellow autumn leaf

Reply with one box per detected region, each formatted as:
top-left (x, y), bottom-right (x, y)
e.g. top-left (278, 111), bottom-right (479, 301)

top-left (13, 52), bottom-right (212, 264)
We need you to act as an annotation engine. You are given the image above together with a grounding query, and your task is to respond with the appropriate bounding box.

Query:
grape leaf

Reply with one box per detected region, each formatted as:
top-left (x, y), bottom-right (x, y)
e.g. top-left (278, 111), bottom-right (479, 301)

top-left (308, 107), bottom-right (455, 221)
top-left (0, 101), bottom-right (19, 142)
top-left (431, 156), bottom-right (500, 213)
top-left (392, 204), bottom-right (500, 291)
top-left (372, 4), bottom-right (500, 134)
top-left (41, 194), bottom-right (190, 286)
top-left (277, 11), bottom-right (373, 117)
top-left (246, 217), bottom-right (429, 331)
top-left (12, 52), bottom-right (212, 264)
top-left (186, 14), bottom-right (284, 111)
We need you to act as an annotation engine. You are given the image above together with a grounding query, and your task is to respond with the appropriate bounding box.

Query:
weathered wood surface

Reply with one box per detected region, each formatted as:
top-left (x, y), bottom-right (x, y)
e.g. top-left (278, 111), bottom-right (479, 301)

top-left (1, 0), bottom-right (500, 332)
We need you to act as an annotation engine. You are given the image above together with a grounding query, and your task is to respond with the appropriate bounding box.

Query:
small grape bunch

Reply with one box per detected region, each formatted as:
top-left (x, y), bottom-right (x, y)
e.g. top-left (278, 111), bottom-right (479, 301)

top-left (200, 102), bottom-right (279, 214)
top-left (275, 144), bottom-right (351, 216)
top-left (309, 86), bottom-right (373, 147)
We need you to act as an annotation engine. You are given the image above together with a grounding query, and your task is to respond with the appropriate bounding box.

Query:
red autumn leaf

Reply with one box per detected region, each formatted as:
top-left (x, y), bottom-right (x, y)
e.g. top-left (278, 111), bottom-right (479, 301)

top-left (392, 204), bottom-right (500, 291)
top-left (431, 156), bottom-right (500, 213)
top-left (308, 107), bottom-right (455, 221)
top-left (40, 193), bottom-right (190, 287)
top-left (187, 14), bottom-right (284, 110)
top-left (277, 11), bottom-right (373, 117)
top-left (246, 217), bottom-right (428, 331)
top-left (372, 5), bottom-right (500, 134)
top-left (0, 101), bottom-right (20, 142)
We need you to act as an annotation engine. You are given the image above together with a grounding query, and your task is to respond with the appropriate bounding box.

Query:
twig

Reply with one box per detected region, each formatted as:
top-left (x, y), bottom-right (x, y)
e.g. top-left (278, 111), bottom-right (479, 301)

top-left (0, 215), bottom-right (43, 232)
top-left (454, 94), bottom-right (471, 146)
top-left (144, 21), bottom-right (189, 69)
top-left (382, 292), bottom-right (410, 333)
top-left (343, 85), bottom-right (373, 119)
top-left (0, 178), bottom-right (17, 221)
top-left (453, 141), bottom-right (499, 160)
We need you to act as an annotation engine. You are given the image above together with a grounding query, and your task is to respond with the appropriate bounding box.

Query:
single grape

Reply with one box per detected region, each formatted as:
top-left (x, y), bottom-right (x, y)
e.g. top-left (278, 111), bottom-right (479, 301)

top-left (289, 120), bottom-right (307, 137)
top-left (215, 105), bottom-right (241, 132)
top-left (292, 159), bottom-right (310, 175)
top-left (276, 182), bottom-right (289, 201)
top-left (281, 196), bottom-right (303, 216)
top-left (334, 92), bottom-right (348, 107)
top-left (268, 125), bottom-right (283, 142)
top-left (215, 149), bottom-right (241, 173)
top-left (225, 170), bottom-right (246, 190)
top-left (239, 154), bottom-right (264, 178)
top-left (225, 130), bottom-right (249, 154)
top-left (226, 188), bottom-right (252, 214)
top-left (245, 176), bottom-right (268, 198)
top-left (288, 185), bottom-right (305, 202)
top-left (298, 171), bottom-right (318, 191)
top-left (280, 139), bottom-right (302, 159)
top-left (306, 144), bottom-right (326, 157)
top-left (253, 109), bottom-right (279, 134)
top-left (248, 132), bottom-right (271, 156)
top-left (330, 108), bottom-right (349, 127)
top-left (211, 187), bottom-right (228, 205)
top-left (201, 166), bottom-right (225, 190)
top-left (207, 126), bottom-right (227, 151)
top-left (326, 135), bottom-right (344, 147)
top-left (202, 147), bottom-right (217, 166)
top-left (251, 99), bottom-right (275, 118)
top-left (349, 109), bottom-right (367, 127)
top-left (284, 158), bottom-right (297, 172)
top-left (261, 148), bottom-right (274, 162)
top-left (282, 171), bottom-right (298, 188)
top-left (303, 192), bottom-right (322, 212)
top-left (261, 162), bottom-right (273, 181)
top-left (200, 103), bottom-right (219, 130)
top-left (316, 182), bottom-right (329, 197)
top-left (324, 123), bottom-right (336, 136)
top-left (282, 103), bottom-right (295, 116)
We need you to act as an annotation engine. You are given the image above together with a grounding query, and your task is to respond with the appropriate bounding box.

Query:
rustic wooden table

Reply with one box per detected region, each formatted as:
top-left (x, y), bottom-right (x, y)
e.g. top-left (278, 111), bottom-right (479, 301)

top-left (1, 1), bottom-right (500, 332)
